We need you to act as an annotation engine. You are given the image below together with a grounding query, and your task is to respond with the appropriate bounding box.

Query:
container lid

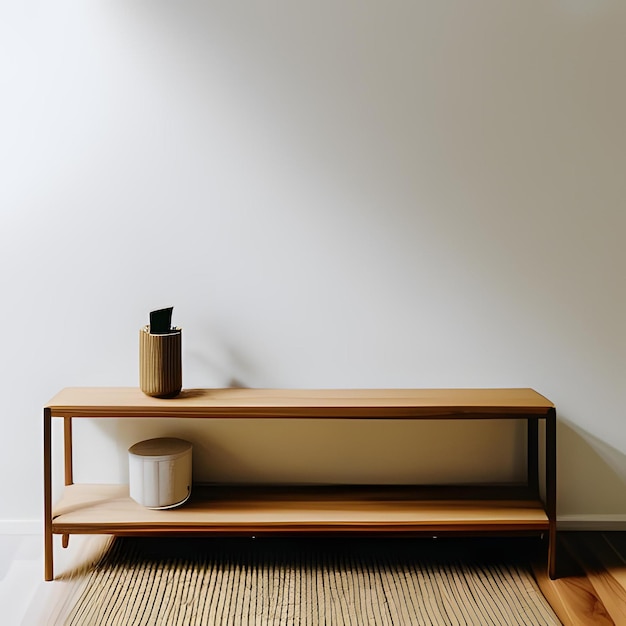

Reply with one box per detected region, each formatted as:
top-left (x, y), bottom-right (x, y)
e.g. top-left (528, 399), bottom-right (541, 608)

top-left (129, 437), bottom-right (192, 459)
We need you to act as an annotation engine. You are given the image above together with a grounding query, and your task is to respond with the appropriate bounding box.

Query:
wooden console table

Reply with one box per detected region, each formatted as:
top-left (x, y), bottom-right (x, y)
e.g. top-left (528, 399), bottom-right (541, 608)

top-left (43, 387), bottom-right (557, 581)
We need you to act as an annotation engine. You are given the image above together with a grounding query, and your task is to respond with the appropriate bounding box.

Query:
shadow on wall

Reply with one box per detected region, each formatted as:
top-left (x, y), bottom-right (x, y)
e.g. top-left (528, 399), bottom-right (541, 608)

top-left (102, 415), bottom-right (526, 487)
top-left (558, 418), bottom-right (626, 520)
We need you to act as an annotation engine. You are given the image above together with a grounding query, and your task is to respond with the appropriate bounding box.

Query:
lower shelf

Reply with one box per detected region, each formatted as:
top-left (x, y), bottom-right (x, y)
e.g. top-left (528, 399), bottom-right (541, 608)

top-left (52, 484), bottom-right (549, 536)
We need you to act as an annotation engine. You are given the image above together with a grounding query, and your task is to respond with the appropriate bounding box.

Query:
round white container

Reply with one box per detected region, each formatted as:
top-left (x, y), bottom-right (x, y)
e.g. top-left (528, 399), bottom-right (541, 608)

top-left (128, 438), bottom-right (192, 509)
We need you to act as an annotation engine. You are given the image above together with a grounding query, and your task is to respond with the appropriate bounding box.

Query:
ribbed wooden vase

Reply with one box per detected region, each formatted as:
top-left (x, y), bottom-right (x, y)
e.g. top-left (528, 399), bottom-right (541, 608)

top-left (139, 326), bottom-right (182, 398)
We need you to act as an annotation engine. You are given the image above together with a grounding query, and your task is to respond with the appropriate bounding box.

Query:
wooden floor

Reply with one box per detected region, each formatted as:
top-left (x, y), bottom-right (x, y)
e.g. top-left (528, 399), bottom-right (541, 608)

top-left (534, 532), bottom-right (626, 626)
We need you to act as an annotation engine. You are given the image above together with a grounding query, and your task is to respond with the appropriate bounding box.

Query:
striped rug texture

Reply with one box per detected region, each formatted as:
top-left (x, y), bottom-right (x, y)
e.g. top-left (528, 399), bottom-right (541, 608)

top-left (63, 537), bottom-right (560, 626)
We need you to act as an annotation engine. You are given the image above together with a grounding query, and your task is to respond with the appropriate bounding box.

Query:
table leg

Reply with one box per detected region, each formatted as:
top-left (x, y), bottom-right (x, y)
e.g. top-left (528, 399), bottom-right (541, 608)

top-left (64, 417), bottom-right (73, 486)
top-left (44, 408), bottom-right (53, 581)
top-left (546, 407), bottom-right (557, 579)
top-left (62, 417), bottom-right (73, 550)
top-left (527, 418), bottom-right (539, 496)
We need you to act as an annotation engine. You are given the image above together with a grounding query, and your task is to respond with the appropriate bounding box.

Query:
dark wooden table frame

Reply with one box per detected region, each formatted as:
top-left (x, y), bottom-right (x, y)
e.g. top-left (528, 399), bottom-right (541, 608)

top-left (43, 388), bottom-right (557, 581)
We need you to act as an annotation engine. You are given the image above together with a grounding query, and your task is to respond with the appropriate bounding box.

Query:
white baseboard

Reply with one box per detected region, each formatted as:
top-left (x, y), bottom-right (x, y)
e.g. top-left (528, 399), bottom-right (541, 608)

top-left (558, 515), bottom-right (626, 531)
top-left (0, 520), bottom-right (41, 535)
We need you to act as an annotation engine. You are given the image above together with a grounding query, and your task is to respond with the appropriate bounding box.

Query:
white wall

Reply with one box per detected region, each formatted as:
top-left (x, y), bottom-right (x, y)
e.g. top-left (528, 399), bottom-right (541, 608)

top-left (1, 0), bottom-right (625, 530)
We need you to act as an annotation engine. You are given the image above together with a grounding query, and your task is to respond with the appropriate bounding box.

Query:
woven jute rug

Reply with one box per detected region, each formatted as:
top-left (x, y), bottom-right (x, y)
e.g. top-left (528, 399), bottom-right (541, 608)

top-left (60, 537), bottom-right (560, 626)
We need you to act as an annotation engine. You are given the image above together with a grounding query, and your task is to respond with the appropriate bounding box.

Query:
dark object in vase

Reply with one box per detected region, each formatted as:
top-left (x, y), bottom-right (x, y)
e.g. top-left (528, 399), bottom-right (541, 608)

top-left (149, 307), bottom-right (174, 334)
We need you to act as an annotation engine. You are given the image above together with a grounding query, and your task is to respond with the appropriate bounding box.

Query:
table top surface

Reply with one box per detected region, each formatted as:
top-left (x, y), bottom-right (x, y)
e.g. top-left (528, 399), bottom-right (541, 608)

top-left (45, 387), bottom-right (554, 418)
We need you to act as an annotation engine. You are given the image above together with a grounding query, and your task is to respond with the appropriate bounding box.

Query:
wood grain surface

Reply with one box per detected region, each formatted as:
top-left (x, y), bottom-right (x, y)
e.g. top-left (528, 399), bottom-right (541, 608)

top-left (52, 484), bottom-right (549, 536)
top-left (46, 387), bottom-right (554, 419)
